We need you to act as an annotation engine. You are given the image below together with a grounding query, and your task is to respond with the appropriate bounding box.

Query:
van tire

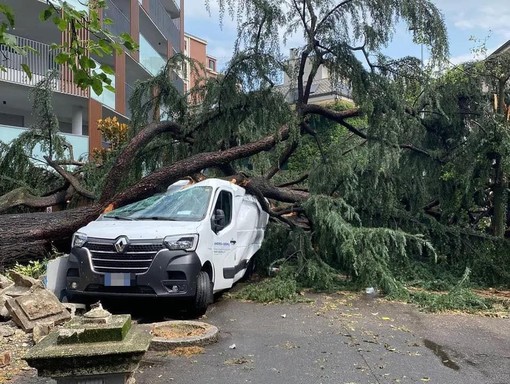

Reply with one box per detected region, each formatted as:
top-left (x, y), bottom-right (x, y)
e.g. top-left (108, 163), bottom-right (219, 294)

top-left (190, 271), bottom-right (212, 317)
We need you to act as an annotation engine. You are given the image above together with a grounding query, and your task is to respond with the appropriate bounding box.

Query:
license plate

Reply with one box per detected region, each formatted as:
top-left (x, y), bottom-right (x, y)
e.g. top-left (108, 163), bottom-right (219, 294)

top-left (104, 273), bottom-right (131, 287)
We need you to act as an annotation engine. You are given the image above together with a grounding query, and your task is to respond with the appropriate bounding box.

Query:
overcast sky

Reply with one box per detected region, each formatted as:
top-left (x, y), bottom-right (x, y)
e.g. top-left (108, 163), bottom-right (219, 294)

top-left (183, 0), bottom-right (510, 71)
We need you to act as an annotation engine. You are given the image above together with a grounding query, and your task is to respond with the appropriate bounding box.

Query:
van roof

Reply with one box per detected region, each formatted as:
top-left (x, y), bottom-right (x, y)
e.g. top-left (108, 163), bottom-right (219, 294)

top-left (168, 178), bottom-right (246, 194)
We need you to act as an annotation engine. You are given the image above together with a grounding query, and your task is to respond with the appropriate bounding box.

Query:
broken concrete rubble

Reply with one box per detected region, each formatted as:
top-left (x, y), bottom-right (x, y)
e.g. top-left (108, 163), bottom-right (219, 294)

top-left (0, 273), bottom-right (14, 293)
top-left (6, 287), bottom-right (71, 332)
top-left (33, 321), bottom-right (53, 344)
top-left (1, 272), bottom-right (72, 335)
top-left (8, 270), bottom-right (43, 289)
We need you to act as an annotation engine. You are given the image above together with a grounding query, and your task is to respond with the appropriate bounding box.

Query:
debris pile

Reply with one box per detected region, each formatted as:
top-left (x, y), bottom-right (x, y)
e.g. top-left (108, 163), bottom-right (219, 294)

top-left (0, 270), bottom-right (84, 375)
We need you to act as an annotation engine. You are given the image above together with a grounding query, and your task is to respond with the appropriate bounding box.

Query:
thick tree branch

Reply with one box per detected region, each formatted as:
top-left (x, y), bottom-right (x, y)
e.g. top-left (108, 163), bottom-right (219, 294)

top-left (265, 141), bottom-right (298, 180)
top-left (277, 173), bottom-right (309, 188)
top-left (99, 120), bottom-right (185, 203)
top-left (0, 187), bottom-right (68, 213)
top-left (106, 125), bottom-right (292, 209)
top-left (44, 156), bottom-right (95, 200)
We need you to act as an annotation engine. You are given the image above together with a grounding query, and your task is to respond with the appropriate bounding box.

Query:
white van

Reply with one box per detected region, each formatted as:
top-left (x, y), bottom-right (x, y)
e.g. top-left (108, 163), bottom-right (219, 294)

top-left (65, 179), bottom-right (269, 315)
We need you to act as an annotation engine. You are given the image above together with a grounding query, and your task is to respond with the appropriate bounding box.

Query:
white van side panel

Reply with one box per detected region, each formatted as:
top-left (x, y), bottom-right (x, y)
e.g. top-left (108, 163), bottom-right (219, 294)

top-left (235, 195), bottom-right (269, 273)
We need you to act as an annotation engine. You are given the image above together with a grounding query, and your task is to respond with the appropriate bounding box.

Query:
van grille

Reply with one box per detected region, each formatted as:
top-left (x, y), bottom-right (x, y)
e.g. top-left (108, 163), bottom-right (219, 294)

top-left (85, 238), bottom-right (164, 274)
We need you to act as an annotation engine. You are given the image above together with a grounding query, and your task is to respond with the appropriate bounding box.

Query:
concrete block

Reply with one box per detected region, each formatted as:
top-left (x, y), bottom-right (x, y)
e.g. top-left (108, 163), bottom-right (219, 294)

top-left (5, 287), bottom-right (71, 332)
top-left (9, 271), bottom-right (43, 288)
top-left (0, 273), bottom-right (14, 293)
top-left (33, 322), bottom-right (53, 344)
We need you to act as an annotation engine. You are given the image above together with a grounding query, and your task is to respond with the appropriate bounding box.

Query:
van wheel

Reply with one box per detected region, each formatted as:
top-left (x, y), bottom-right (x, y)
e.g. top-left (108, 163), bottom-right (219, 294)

top-left (189, 271), bottom-right (213, 317)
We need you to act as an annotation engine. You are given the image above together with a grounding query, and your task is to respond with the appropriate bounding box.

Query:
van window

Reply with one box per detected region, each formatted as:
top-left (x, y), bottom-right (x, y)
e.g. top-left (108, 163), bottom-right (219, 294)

top-left (103, 186), bottom-right (212, 221)
top-left (214, 191), bottom-right (232, 226)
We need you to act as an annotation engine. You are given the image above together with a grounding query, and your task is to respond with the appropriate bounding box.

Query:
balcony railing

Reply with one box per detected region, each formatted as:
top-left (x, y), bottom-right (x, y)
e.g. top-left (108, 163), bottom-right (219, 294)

top-left (147, 0), bottom-right (181, 51)
top-left (0, 36), bottom-right (87, 97)
top-left (104, 0), bottom-right (131, 36)
top-left (0, 124), bottom-right (89, 161)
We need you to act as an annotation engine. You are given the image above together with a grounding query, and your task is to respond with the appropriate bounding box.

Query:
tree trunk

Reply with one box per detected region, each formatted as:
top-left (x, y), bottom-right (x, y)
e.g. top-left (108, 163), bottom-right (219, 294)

top-left (0, 205), bottom-right (102, 267)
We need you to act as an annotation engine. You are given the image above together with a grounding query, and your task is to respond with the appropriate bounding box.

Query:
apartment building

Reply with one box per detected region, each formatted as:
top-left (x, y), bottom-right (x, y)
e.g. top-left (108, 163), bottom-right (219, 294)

top-left (183, 33), bottom-right (218, 101)
top-left (277, 48), bottom-right (352, 105)
top-left (0, 0), bottom-right (184, 160)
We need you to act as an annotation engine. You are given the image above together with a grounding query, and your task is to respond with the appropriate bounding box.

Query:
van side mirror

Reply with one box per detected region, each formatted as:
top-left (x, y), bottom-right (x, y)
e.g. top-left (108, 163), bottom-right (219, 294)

top-left (212, 209), bottom-right (226, 233)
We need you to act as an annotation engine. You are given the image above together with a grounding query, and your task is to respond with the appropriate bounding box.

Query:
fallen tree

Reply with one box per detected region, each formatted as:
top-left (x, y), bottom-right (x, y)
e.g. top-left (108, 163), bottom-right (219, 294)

top-left (2, 1), bottom-right (509, 291)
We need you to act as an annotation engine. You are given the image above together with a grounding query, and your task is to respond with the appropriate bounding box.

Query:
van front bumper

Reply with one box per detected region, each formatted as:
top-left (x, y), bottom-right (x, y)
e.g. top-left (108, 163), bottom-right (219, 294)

top-left (65, 247), bottom-right (202, 302)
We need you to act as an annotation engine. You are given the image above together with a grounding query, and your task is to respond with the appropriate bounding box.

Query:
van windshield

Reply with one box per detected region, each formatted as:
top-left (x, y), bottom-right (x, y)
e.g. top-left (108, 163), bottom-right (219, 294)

top-left (103, 186), bottom-right (212, 221)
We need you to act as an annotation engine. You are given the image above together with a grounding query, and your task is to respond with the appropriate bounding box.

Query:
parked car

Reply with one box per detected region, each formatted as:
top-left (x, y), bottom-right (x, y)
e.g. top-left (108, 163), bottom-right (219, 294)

top-left (65, 179), bottom-right (269, 315)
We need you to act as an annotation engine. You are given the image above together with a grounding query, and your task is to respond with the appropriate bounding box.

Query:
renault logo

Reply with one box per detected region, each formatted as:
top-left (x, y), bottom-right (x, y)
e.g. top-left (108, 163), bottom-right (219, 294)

top-left (114, 236), bottom-right (129, 253)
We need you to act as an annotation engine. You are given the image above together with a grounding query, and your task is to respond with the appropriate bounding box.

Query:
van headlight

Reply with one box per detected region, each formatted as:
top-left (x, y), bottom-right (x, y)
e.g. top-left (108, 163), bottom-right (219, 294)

top-left (163, 234), bottom-right (198, 251)
top-left (72, 232), bottom-right (88, 248)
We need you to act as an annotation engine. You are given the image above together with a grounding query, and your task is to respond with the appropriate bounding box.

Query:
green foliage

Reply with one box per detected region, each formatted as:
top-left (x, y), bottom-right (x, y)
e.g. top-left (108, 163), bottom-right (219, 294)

top-left (0, 73), bottom-right (74, 201)
top-left (234, 272), bottom-right (298, 302)
top-left (9, 259), bottom-right (47, 279)
top-left (410, 289), bottom-right (491, 313)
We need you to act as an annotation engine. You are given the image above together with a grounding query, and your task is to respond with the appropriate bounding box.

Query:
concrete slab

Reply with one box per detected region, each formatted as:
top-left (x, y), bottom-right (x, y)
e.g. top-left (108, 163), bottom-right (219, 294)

top-left (5, 288), bottom-right (71, 332)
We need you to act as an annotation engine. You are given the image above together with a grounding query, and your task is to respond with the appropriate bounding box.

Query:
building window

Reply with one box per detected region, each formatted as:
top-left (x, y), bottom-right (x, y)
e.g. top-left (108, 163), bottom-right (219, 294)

top-left (208, 59), bottom-right (216, 72)
top-left (182, 62), bottom-right (188, 79)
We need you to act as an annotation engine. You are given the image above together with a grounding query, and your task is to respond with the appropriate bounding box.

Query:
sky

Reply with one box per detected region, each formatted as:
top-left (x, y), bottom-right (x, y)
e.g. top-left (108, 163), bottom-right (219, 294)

top-left (183, 0), bottom-right (510, 71)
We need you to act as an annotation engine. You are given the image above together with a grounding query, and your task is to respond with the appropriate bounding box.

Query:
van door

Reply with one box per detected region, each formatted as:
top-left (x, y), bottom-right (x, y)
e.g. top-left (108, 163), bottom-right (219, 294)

top-left (211, 189), bottom-right (237, 291)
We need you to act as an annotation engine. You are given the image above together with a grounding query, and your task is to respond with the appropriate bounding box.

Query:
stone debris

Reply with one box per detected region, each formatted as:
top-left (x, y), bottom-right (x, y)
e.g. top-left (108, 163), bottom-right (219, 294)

top-left (32, 321), bottom-right (53, 344)
top-left (6, 287), bottom-right (71, 332)
top-left (1, 272), bottom-right (71, 333)
top-left (0, 351), bottom-right (11, 367)
top-left (8, 271), bottom-right (43, 289)
top-left (0, 273), bottom-right (14, 293)
top-left (0, 323), bottom-right (15, 337)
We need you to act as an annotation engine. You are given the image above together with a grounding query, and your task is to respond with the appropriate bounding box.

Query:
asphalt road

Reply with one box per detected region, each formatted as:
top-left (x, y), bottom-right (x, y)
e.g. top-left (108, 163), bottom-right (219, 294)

top-left (11, 291), bottom-right (510, 384)
top-left (135, 292), bottom-right (510, 384)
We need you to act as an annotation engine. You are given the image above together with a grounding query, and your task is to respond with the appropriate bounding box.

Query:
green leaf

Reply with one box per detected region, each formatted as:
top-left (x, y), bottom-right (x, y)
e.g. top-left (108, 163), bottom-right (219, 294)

top-left (91, 77), bottom-right (103, 96)
top-left (100, 64), bottom-right (115, 76)
top-left (21, 64), bottom-right (32, 81)
top-left (98, 39), bottom-right (113, 55)
top-left (123, 41), bottom-right (135, 51)
top-left (0, 4), bottom-right (15, 27)
top-left (105, 84), bottom-right (115, 93)
top-left (55, 52), bottom-right (70, 65)
top-left (39, 8), bottom-right (53, 22)
top-left (56, 18), bottom-right (67, 32)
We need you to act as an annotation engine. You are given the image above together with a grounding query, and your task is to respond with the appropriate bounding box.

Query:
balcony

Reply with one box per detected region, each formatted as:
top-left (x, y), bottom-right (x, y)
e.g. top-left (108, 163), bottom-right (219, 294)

top-left (161, 0), bottom-right (180, 19)
top-left (0, 35), bottom-right (88, 97)
top-left (0, 124), bottom-right (89, 161)
top-left (103, 0), bottom-right (131, 37)
top-left (146, 0), bottom-right (181, 51)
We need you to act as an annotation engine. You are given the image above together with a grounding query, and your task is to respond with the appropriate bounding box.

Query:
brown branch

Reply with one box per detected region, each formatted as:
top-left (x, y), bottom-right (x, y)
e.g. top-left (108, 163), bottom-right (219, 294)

top-left (44, 156), bottom-right (96, 200)
top-left (106, 126), bottom-right (292, 209)
top-left (99, 120), bottom-right (186, 203)
top-left (265, 141), bottom-right (298, 180)
top-left (316, 0), bottom-right (355, 32)
top-left (277, 174), bottom-right (309, 188)
top-left (0, 187), bottom-right (68, 213)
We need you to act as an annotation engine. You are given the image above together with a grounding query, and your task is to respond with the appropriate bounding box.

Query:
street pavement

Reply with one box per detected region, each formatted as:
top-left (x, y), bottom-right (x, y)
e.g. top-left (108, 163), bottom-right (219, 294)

top-left (11, 290), bottom-right (509, 384)
top-left (135, 292), bottom-right (510, 384)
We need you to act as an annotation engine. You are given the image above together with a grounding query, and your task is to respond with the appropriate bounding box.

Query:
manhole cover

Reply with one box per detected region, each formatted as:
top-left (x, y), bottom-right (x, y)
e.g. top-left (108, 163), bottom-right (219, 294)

top-left (149, 321), bottom-right (219, 351)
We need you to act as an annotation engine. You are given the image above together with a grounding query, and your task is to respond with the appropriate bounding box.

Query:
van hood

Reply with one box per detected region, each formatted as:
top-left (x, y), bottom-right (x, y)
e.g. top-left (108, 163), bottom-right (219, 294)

top-left (77, 220), bottom-right (201, 240)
